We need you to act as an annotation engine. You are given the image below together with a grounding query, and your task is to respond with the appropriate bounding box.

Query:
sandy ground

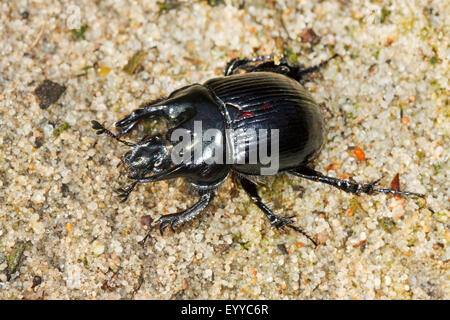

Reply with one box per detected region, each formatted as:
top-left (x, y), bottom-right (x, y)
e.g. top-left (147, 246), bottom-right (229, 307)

top-left (0, 0), bottom-right (448, 299)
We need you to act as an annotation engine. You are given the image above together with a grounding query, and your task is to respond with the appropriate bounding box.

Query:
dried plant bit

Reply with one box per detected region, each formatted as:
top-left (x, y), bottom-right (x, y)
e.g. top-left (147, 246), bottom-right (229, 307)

top-left (277, 243), bottom-right (289, 255)
top-left (71, 25), bottom-right (88, 40)
top-left (390, 173), bottom-right (401, 199)
top-left (299, 28), bottom-right (320, 44)
top-left (140, 215), bottom-right (154, 228)
top-left (96, 65), bottom-right (111, 76)
top-left (52, 122), bottom-right (70, 137)
top-left (123, 50), bottom-right (145, 75)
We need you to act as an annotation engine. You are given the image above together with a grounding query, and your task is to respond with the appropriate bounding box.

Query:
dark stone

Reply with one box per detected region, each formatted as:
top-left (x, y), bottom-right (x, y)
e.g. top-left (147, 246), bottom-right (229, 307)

top-left (33, 80), bottom-right (66, 109)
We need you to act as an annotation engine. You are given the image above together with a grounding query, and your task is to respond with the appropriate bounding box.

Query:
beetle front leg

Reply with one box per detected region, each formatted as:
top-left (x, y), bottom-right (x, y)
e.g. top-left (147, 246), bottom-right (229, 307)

top-left (115, 102), bottom-right (170, 136)
top-left (290, 167), bottom-right (424, 197)
top-left (115, 97), bottom-right (195, 136)
top-left (140, 191), bottom-right (215, 245)
top-left (116, 164), bottom-right (188, 202)
top-left (238, 175), bottom-right (317, 246)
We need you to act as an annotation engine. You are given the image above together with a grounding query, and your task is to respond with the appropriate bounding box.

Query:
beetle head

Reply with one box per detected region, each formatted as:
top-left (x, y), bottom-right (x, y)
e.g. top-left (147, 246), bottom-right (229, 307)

top-left (122, 134), bottom-right (171, 179)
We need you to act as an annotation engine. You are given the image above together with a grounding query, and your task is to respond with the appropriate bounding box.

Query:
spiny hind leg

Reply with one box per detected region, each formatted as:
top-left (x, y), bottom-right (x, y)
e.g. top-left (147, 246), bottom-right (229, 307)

top-left (238, 175), bottom-right (317, 246)
top-left (290, 166), bottom-right (424, 197)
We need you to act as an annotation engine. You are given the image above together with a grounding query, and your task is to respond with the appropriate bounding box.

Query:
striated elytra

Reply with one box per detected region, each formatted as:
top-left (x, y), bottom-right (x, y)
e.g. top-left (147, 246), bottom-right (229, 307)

top-left (92, 54), bottom-right (423, 246)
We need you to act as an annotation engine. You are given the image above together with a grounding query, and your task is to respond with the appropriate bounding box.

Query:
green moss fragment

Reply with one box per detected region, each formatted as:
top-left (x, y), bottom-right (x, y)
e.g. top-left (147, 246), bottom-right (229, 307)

top-left (233, 232), bottom-right (249, 250)
top-left (158, 1), bottom-right (183, 13)
top-left (432, 163), bottom-right (441, 175)
top-left (123, 50), bottom-right (145, 75)
top-left (283, 48), bottom-right (298, 64)
top-left (4, 241), bottom-right (29, 281)
top-left (373, 49), bottom-right (380, 60)
top-left (378, 217), bottom-right (396, 233)
top-left (52, 122), bottom-right (70, 137)
top-left (206, 0), bottom-right (224, 6)
top-left (82, 65), bottom-right (94, 72)
top-left (78, 256), bottom-right (89, 267)
top-left (71, 25), bottom-right (88, 40)
top-left (380, 7), bottom-right (391, 23)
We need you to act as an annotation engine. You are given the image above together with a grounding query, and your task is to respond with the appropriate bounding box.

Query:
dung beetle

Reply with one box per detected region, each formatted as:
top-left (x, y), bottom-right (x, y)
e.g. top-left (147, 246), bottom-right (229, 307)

top-left (92, 54), bottom-right (424, 246)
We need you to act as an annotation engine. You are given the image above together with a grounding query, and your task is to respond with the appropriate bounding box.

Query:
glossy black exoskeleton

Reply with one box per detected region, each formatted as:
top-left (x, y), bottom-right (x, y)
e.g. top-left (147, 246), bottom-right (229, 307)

top-left (92, 54), bottom-right (424, 246)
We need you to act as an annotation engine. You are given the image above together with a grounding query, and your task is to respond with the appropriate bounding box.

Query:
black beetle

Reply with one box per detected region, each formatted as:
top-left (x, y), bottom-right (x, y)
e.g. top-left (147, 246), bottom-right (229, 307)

top-left (92, 54), bottom-right (423, 246)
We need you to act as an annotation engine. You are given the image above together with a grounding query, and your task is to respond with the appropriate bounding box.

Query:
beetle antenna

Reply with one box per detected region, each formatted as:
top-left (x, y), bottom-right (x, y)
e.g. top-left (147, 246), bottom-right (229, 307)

top-left (91, 120), bottom-right (136, 147)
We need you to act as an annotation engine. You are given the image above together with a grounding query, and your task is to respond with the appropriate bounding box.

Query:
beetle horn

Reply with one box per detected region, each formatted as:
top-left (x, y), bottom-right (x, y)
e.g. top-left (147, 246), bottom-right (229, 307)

top-left (91, 120), bottom-right (136, 147)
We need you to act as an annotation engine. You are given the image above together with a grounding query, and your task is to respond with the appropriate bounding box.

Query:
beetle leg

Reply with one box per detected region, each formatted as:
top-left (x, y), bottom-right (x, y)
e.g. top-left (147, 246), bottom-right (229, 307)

top-left (114, 104), bottom-right (168, 136)
top-left (140, 191), bottom-right (215, 245)
top-left (225, 56), bottom-right (291, 77)
top-left (238, 175), bottom-right (317, 246)
top-left (91, 120), bottom-right (136, 147)
top-left (116, 164), bottom-right (188, 202)
top-left (225, 54), bottom-right (339, 84)
top-left (224, 55), bottom-right (272, 76)
top-left (293, 53), bottom-right (339, 83)
top-left (116, 181), bottom-right (139, 203)
top-left (290, 167), bottom-right (424, 198)
top-left (115, 96), bottom-right (195, 136)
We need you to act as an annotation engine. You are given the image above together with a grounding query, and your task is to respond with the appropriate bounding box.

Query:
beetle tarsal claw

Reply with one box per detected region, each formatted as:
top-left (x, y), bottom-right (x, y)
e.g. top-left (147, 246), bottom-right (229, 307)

top-left (288, 225), bottom-right (318, 247)
top-left (159, 223), bottom-right (166, 236)
top-left (361, 176), bottom-right (384, 194)
top-left (270, 216), bottom-right (318, 247)
top-left (115, 181), bottom-right (138, 202)
top-left (91, 119), bottom-right (136, 147)
top-left (271, 216), bottom-right (294, 229)
top-left (153, 214), bottom-right (181, 235)
top-left (139, 226), bottom-right (156, 247)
